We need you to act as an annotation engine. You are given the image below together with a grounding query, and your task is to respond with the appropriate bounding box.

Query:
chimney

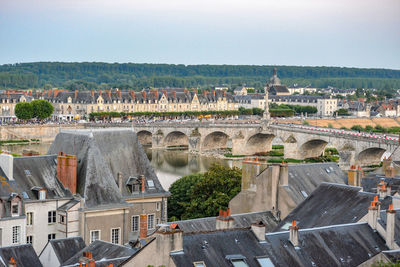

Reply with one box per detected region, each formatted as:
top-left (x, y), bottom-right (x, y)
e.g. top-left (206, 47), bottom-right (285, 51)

top-left (130, 90), bottom-right (135, 100)
top-left (251, 221), bottom-right (266, 241)
top-left (386, 204), bottom-right (396, 249)
top-left (74, 90), bottom-right (78, 99)
top-left (289, 220), bottom-right (299, 247)
top-left (347, 165), bottom-right (363, 187)
top-left (241, 158), bottom-right (262, 191)
top-left (57, 152), bottom-right (77, 194)
top-left (367, 200), bottom-right (378, 230)
top-left (216, 208), bottom-right (234, 230)
top-left (91, 90), bottom-right (95, 97)
top-left (379, 181), bottom-right (389, 199)
top-left (117, 90), bottom-right (121, 98)
top-left (107, 90), bottom-right (111, 99)
top-left (0, 153), bottom-right (13, 181)
top-left (156, 223), bottom-right (183, 252)
top-left (213, 90), bottom-right (216, 97)
top-left (203, 90), bottom-right (207, 97)
top-left (143, 91), bottom-right (147, 99)
top-left (173, 91), bottom-right (177, 99)
top-left (385, 166), bottom-right (396, 178)
top-left (279, 161), bottom-right (288, 186)
top-left (79, 252), bottom-right (95, 267)
top-left (28, 90), bottom-right (32, 96)
top-left (382, 157), bottom-right (392, 173)
top-left (155, 90), bottom-right (159, 100)
top-left (139, 214), bottom-right (148, 239)
top-left (117, 172), bottom-right (123, 193)
top-left (140, 175), bottom-right (146, 193)
top-left (8, 257), bottom-right (16, 267)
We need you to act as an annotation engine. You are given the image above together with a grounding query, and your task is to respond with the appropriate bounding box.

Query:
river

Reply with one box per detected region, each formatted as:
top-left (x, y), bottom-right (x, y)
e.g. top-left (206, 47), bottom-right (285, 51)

top-left (0, 143), bottom-right (241, 190)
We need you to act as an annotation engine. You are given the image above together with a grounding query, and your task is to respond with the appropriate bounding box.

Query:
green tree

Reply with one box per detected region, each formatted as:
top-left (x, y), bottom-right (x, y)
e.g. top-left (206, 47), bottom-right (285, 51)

top-left (167, 173), bottom-right (203, 221)
top-left (15, 102), bottom-right (33, 120)
top-left (336, 108), bottom-right (349, 116)
top-left (351, 125), bottom-right (364, 132)
top-left (31, 99), bottom-right (54, 120)
top-left (168, 164), bottom-right (241, 220)
top-left (183, 164), bottom-right (241, 219)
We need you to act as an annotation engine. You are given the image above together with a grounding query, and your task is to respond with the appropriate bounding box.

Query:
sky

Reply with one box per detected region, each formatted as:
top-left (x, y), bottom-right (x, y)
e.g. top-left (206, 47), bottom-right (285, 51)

top-left (0, 0), bottom-right (399, 69)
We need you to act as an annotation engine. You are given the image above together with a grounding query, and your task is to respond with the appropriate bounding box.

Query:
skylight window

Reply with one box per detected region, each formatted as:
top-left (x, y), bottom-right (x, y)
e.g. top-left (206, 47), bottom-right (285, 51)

top-left (256, 257), bottom-right (275, 267)
top-left (231, 259), bottom-right (249, 267)
top-left (301, 191), bottom-right (308, 198)
top-left (147, 180), bottom-right (155, 188)
top-left (24, 170), bottom-right (31, 175)
top-left (281, 222), bottom-right (292, 230)
top-left (193, 262), bottom-right (206, 267)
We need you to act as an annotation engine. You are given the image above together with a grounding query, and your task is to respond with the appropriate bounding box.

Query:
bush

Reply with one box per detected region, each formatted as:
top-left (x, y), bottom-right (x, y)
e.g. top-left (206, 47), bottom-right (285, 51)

top-left (272, 145), bottom-right (284, 149)
top-left (325, 148), bottom-right (339, 155)
top-left (303, 120), bottom-right (310, 125)
top-left (328, 123), bottom-right (333, 128)
top-left (364, 125), bottom-right (374, 132)
top-left (351, 125), bottom-right (363, 132)
top-left (340, 126), bottom-right (348, 130)
top-left (267, 150), bottom-right (284, 157)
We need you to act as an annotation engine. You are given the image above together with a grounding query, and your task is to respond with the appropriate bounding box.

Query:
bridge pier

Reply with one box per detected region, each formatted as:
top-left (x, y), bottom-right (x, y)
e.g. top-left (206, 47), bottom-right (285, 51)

top-left (188, 136), bottom-right (201, 152)
top-left (152, 132), bottom-right (164, 149)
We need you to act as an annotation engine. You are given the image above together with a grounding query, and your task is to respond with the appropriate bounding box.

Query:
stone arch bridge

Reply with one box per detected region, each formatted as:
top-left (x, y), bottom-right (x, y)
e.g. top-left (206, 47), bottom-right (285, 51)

top-left (133, 122), bottom-right (400, 166)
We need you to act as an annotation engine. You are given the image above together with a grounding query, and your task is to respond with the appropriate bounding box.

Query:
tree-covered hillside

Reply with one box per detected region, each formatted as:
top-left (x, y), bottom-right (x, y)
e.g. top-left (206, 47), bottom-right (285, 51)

top-left (1, 62), bottom-right (399, 90)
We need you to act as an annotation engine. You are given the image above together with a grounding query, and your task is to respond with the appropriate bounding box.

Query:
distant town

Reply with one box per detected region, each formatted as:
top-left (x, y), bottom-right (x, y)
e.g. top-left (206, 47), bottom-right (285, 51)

top-left (1, 68), bottom-right (400, 267)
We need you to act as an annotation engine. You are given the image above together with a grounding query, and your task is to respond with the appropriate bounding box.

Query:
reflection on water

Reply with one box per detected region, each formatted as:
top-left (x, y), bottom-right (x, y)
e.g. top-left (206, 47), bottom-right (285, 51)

top-left (1, 143), bottom-right (241, 190)
top-left (144, 147), bottom-right (241, 190)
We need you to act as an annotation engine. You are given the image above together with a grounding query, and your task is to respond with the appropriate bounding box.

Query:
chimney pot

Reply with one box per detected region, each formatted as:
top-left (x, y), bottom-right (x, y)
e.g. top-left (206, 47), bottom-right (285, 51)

top-left (289, 220), bottom-right (299, 247)
top-left (8, 257), bottom-right (16, 267)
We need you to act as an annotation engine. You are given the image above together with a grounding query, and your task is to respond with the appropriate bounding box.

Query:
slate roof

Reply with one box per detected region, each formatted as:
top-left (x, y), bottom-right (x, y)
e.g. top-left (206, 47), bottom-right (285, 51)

top-left (263, 222), bottom-right (388, 267)
top-left (58, 199), bottom-right (80, 211)
top-left (12, 155), bottom-right (73, 201)
top-left (169, 211), bottom-right (279, 234)
top-left (170, 229), bottom-right (268, 267)
top-left (284, 163), bottom-right (346, 205)
top-left (47, 237), bottom-right (86, 265)
top-left (269, 94), bottom-right (320, 103)
top-left (48, 129), bottom-right (168, 208)
top-left (269, 85), bottom-right (289, 95)
top-left (275, 183), bottom-right (392, 231)
top-left (62, 240), bottom-right (137, 267)
top-left (0, 244), bottom-right (43, 267)
top-left (361, 175), bottom-right (400, 195)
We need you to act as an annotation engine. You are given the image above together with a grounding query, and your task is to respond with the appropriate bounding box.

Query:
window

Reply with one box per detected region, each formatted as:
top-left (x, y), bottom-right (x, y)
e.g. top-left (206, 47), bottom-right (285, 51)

top-left (11, 203), bottom-right (19, 216)
top-left (48, 211), bottom-right (56, 223)
top-left (60, 215), bottom-right (65, 224)
top-left (26, 212), bottom-right (33, 225)
top-left (12, 226), bottom-right (20, 244)
top-left (193, 262), bottom-right (206, 267)
top-left (132, 216), bottom-right (139, 232)
top-left (231, 259), bottom-right (249, 267)
top-left (26, 235), bottom-right (33, 244)
top-left (111, 228), bottom-right (120, 244)
top-left (256, 257), bottom-right (275, 267)
top-left (39, 190), bottom-right (46, 200)
top-left (156, 202), bottom-right (161, 211)
top-left (90, 230), bottom-right (100, 243)
top-left (147, 180), bottom-right (154, 188)
top-left (48, 234), bottom-right (56, 241)
top-left (148, 214), bottom-right (155, 230)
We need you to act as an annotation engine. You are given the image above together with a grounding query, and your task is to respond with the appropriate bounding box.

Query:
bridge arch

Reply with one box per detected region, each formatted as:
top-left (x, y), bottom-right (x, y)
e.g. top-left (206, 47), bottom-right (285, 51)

top-left (163, 131), bottom-right (189, 148)
top-left (246, 133), bottom-right (275, 155)
top-left (202, 131), bottom-right (230, 151)
top-left (356, 147), bottom-right (386, 165)
top-left (137, 130), bottom-right (153, 145)
top-left (299, 139), bottom-right (328, 158)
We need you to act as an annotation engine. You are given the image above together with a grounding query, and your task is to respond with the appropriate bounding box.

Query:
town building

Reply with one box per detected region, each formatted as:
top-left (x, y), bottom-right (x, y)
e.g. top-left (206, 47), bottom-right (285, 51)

top-left (229, 160), bottom-right (346, 219)
top-left (0, 243), bottom-right (43, 267)
top-left (0, 90), bottom-right (33, 123)
top-left (287, 84), bottom-right (317, 95)
top-left (269, 95), bottom-right (338, 116)
top-left (266, 68), bottom-right (290, 96)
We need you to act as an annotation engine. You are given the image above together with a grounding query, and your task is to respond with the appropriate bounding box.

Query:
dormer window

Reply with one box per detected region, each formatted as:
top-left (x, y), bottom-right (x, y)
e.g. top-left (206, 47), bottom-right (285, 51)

top-left (11, 202), bottom-right (19, 216)
top-left (126, 177), bottom-right (140, 194)
top-left (39, 189), bottom-right (47, 200)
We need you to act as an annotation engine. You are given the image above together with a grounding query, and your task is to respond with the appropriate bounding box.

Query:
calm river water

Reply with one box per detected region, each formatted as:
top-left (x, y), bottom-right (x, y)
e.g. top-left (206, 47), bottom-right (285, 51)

top-left (0, 143), bottom-right (240, 190)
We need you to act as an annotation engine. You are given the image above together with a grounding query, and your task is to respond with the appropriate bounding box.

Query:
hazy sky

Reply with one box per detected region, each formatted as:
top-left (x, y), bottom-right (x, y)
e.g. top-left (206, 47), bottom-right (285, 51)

top-left (0, 0), bottom-right (399, 69)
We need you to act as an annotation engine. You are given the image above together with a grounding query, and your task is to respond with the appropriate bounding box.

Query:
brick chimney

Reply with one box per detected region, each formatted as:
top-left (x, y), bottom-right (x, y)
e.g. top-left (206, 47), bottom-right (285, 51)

top-left (367, 200), bottom-right (378, 230)
top-left (251, 220), bottom-right (266, 241)
top-left (289, 220), bottom-right (299, 247)
top-left (91, 90), bottom-right (95, 97)
top-left (386, 203), bottom-right (396, 249)
top-left (378, 181), bottom-right (389, 199)
top-left (347, 165), bottom-right (363, 187)
top-left (57, 152), bottom-right (77, 194)
top-left (213, 90), bottom-right (216, 97)
top-left (216, 208), bottom-right (234, 230)
top-left (382, 157), bottom-right (392, 173)
top-left (139, 214), bottom-right (148, 239)
top-left (117, 89), bottom-right (121, 98)
top-left (8, 257), bottom-right (16, 267)
top-left (140, 175), bottom-right (146, 193)
top-left (203, 90), bottom-right (207, 97)
top-left (142, 91), bottom-right (146, 99)
top-left (79, 252), bottom-right (95, 267)
top-left (173, 91), bottom-right (177, 99)
top-left (130, 90), bottom-right (135, 100)
top-left (107, 90), bottom-right (111, 99)
top-left (74, 90), bottom-right (78, 99)
top-left (0, 153), bottom-right (13, 181)
top-left (154, 90), bottom-right (159, 100)
top-left (28, 90), bottom-right (32, 96)
top-left (385, 166), bottom-right (396, 178)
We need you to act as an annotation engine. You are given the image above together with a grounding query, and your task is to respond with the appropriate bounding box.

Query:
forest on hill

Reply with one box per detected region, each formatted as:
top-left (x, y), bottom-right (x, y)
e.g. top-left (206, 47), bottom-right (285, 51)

top-left (0, 62), bottom-right (400, 90)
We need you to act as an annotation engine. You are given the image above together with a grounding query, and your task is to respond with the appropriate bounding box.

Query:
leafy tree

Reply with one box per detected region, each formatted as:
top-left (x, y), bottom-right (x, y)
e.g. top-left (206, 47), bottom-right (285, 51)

top-left (31, 99), bottom-right (54, 120)
top-left (351, 125), bottom-right (363, 132)
top-left (15, 102), bottom-right (33, 120)
top-left (168, 164), bottom-right (241, 220)
top-left (168, 173), bottom-right (203, 221)
top-left (365, 125), bottom-right (374, 132)
top-left (336, 108), bottom-right (349, 116)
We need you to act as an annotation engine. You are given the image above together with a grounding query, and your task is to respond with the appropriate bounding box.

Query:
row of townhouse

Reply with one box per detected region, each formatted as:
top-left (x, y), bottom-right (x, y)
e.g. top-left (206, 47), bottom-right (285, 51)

top-left (0, 129), bottom-right (169, 254)
top-left (0, 88), bottom-right (238, 122)
top-left (235, 94), bottom-right (338, 117)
